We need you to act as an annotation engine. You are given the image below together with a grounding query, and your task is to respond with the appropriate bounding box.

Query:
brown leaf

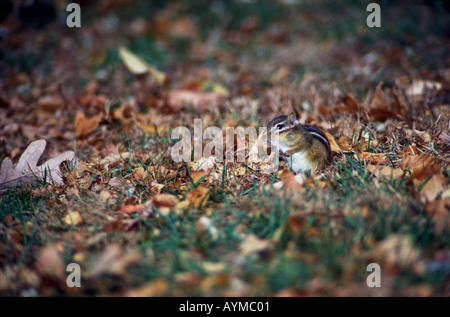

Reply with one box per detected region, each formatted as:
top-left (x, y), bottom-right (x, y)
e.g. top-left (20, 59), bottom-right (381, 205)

top-left (339, 93), bottom-right (360, 113)
top-left (36, 96), bottom-right (64, 113)
top-left (400, 154), bottom-right (446, 200)
top-left (132, 167), bottom-right (150, 182)
top-left (185, 186), bottom-right (210, 209)
top-left (366, 165), bottom-right (405, 179)
top-left (336, 137), bottom-right (354, 153)
top-left (120, 204), bottom-right (145, 214)
top-left (279, 169), bottom-right (304, 191)
top-left (74, 111), bottom-right (102, 139)
top-left (367, 84), bottom-right (406, 121)
top-left (190, 170), bottom-right (206, 184)
top-left (133, 117), bottom-right (167, 135)
top-left (356, 152), bottom-right (389, 165)
top-left (152, 194), bottom-right (179, 209)
top-left (419, 169), bottom-right (447, 201)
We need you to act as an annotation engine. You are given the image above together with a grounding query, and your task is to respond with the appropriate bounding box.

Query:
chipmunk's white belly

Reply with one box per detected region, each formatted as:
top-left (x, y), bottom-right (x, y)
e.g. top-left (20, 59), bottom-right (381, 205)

top-left (287, 151), bottom-right (313, 173)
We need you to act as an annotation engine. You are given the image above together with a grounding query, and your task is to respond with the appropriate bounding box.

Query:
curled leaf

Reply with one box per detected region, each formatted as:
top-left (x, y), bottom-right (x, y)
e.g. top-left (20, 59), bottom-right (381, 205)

top-left (0, 139), bottom-right (75, 188)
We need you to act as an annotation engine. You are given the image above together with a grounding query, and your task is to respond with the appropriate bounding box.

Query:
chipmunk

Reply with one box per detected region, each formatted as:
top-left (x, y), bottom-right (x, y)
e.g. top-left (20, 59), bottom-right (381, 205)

top-left (267, 113), bottom-right (331, 173)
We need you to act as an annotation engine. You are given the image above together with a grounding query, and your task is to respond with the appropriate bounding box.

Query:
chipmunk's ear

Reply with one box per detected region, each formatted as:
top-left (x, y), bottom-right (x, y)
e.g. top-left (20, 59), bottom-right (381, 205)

top-left (288, 112), bottom-right (296, 125)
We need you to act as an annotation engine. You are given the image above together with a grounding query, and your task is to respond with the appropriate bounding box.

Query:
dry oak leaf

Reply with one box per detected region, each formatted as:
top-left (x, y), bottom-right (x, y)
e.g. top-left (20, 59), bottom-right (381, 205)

top-left (356, 152), bottom-right (390, 165)
top-left (335, 93), bottom-right (360, 114)
top-left (0, 139), bottom-right (75, 188)
top-left (366, 84), bottom-right (406, 121)
top-left (74, 111), bottom-right (102, 139)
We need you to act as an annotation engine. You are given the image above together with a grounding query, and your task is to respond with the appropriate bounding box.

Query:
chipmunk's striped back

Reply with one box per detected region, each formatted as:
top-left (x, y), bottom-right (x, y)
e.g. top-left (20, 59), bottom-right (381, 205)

top-left (303, 125), bottom-right (330, 152)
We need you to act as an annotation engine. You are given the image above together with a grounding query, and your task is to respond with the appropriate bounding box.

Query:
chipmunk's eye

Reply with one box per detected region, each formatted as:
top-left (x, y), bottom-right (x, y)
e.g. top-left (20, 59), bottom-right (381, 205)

top-left (276, 124), bottom-right (284, 129)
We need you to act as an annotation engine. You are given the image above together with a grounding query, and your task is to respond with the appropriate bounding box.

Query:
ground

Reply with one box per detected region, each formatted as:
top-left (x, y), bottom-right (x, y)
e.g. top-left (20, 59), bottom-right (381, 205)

top-left (0, 0), bottom-right (449, 296)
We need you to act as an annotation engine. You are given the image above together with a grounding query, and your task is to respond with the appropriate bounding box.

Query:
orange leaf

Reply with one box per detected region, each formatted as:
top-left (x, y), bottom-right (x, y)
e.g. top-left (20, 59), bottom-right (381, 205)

top-left (185, 186), bottom-right (209, 209)
top-left (120, 204), bottom-right (145, 214)
top-left (336, 137), bottom-right (354, 153)
top-left (190, 170), bottom-right (206, 184)
top-left (164, 90), bottom-right (224, 110)
top-left (132, 167), bottom-right (150, 182)
top-left (356, 152), bottom-right (389, 164)
top-left (74, 111), bottom-right (102, 139)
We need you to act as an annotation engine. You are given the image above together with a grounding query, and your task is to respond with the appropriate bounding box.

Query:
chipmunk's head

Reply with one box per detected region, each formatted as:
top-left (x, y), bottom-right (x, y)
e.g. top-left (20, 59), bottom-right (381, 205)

top-left (267, 113), bottom-right (298, 147)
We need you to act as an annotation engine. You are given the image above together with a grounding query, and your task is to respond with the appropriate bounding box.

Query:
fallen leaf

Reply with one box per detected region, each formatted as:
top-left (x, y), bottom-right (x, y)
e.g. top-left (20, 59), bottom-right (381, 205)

top-left (356, 152), bottom-right (389, 164)
top-left (406, 80), bottom-right (442, 97)
top-left (118, 46), bottom-right (167, 85)
top-left (132, 167), bottom-right (150, 182)
top-left (192, 156), bottom-right (217, 173)
top-left (64, 210), bottom-right (83, 226)
top-left (151, 194), bottom-right (179, 215)
top-left (419, 169), bottom-right (447, 201)
top-left (36, 96), bottom-right (64, 113)
top-left (279, 169), bottom-right (304, 192)
top-left (400, 153), bottom-right (441, 180)
top-left (335, 93), bottom-right (360, 114)
top-left (190, 170), bottom-right (206, 184)
top-left (74, 111), bottom-right (102, 139)
top-left (336, 136), bottom-right (354, 153)
top-left (0, 139), bottom-right (75, 188)
top-left (185, 186), bottom-right (210, 209)
top-left (366, 165), bottom-right (405, 179)
top-left (165, 90), bottom-right (224, 110)
top-left (108, 177), bottom-right (122, 188)
top-left (239, 234), bottom-right (272, 257)
top-left (120, 204), bottom-right (145, 214)
top-left (133, 118), bottom-right (167, 136)
top-left (366, 84), bottom-right (406, 121)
